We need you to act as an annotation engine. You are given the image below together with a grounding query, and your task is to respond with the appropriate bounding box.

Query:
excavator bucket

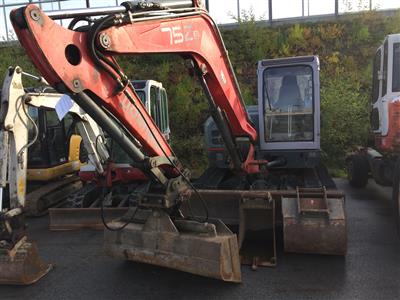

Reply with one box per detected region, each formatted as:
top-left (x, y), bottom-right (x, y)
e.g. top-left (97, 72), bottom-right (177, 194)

top-left (184, 189), bottom-right (278, 269)
top-left (282, 187), bottom-right (347, 256)
top-left (104, 210), bottom-right (241, 282)
top-left (0, 238), bottom-right (52, 285)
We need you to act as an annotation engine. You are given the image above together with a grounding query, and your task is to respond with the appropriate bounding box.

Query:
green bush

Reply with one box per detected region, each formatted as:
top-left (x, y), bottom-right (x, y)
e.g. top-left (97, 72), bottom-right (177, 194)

top-left (320, 70), bottom-right (369, 170)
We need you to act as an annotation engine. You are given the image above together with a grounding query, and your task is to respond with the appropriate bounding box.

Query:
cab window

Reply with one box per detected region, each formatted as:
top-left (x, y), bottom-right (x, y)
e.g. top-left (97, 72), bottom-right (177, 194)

top-left (136, 90), bottom-right (146, 105)
top-left (150, 86), bottom-right (160, 127)
top-left (27, 107), bottom-right (43, 166)
top-left (160, 89), bottom-right (169, 134)
top-left (393, 43), bottom-right (400, 93)
top-left (263, 65), bottom-right (314, 142)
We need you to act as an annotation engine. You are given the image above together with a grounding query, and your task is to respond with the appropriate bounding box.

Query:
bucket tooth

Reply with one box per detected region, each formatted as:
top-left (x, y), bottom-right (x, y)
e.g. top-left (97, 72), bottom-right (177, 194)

top-left (104, 210), bottom-right (241, 282)
top-left (0, 238), bottom-right (52, 285)
top-left (282, 187), bottom-right (347, 256)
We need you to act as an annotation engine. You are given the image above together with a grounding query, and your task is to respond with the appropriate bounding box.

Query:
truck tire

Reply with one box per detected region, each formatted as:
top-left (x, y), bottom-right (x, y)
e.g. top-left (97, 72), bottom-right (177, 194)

top-left (392, 160), bottom-right (400, 235)
top-left (346, 154), bottom-right (369, 188)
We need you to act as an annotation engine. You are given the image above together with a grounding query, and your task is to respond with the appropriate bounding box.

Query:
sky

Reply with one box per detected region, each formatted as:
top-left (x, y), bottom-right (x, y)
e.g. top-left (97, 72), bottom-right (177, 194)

top-left (1, 0), bottom-right (400, 40)
top-left (209, 0), bottom-right (400, 23)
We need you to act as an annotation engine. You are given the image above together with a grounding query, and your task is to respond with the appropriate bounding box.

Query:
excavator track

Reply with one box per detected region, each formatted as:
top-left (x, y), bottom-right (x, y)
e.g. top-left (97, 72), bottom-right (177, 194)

top-left (25, 176), bottom-right (82, 216)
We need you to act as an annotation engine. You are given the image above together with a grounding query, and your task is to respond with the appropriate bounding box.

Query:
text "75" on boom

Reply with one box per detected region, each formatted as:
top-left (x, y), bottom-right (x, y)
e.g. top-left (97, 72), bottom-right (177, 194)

top-left (161, 25), bottom-right (200, 45)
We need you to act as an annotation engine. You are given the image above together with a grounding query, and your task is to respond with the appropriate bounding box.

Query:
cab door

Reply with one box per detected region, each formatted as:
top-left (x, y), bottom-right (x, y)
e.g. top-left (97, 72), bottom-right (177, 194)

top-left (42, 108), bottom-right (68, 167)
top-left (27, 107), bottom-right (68, 168)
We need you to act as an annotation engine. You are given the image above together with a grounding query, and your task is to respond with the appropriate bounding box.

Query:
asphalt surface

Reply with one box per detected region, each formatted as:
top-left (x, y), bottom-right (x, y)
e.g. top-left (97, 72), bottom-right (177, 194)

top-left (1, 178), bottom-right (400, 300)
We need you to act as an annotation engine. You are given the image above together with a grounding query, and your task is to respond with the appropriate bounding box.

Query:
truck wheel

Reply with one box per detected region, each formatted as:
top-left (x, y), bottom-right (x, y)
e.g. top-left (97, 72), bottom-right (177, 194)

top-left (392, 160), bottom-right (400, 235)
top-left (346, 154), bottom-right (369, 188)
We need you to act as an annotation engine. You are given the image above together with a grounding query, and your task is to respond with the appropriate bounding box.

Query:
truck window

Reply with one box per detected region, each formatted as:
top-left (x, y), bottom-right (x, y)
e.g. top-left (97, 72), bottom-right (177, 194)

top-left (263, 65), bottom-right (314, 143)
top-left (393, 43), bottom-right (400, 93)
top-left (382, 40), bottom-right (388, 97)
top-left (372, 49), bottom-right (381, 102)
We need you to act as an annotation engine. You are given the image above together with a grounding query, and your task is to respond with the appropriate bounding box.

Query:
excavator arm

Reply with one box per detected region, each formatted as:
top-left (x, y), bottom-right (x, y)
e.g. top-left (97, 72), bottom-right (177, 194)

top-left (11, 1), bottom-right (259, 177)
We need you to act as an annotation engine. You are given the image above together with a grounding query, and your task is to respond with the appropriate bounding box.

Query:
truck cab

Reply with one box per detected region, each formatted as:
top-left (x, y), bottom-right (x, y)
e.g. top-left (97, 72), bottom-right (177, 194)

top-left (370, 34), bottom-right (400, 152)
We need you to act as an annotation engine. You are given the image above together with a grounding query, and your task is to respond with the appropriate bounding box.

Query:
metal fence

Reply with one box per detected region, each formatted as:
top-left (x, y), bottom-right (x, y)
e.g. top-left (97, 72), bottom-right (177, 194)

top-left (1, 0), bottom-right (400, 41)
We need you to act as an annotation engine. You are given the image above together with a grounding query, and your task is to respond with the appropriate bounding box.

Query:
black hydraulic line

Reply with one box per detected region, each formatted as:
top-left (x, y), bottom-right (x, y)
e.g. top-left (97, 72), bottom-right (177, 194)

top-left (68, 16), bottom-right (92, 30)
top-left (73, 91), bottom-right (146, 165)
top-left (100, 186), bottom-right (139, 231)
top-left (87, 15), bottom-right (122, 83)
top-left (46, 1), bottom-right (195, 20)
top-left (197, 74), bottom-right (242, 172)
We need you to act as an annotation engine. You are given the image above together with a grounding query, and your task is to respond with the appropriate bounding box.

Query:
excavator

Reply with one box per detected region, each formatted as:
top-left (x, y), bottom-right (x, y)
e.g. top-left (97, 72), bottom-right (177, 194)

top-left (0, 66), bottom-right (108, 284)
top-left (0, 69), bottom-right (98, 217)
top-left (8, 0), bottom-right (347, 283)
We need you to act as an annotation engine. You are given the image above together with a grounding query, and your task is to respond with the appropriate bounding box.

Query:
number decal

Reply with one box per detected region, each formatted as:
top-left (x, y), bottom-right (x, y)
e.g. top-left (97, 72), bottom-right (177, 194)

top-left (161, 25), bottom-right (200, 45)
top-left (161, 27), bottom-right (173, 44)
top-left (172, 27), bottom-right (184, 44)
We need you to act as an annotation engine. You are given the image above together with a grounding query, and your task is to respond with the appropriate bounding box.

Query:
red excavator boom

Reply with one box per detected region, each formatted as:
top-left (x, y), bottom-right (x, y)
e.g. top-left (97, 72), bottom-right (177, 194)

top-left (11, 2), bottom-right (258, 174)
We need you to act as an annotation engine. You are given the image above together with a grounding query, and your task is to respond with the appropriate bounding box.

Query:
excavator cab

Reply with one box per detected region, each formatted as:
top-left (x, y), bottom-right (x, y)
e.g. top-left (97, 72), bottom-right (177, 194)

top-left (87, 80), bottom-right (170, 165)
top-left (205, 56), bottom-right (321, 170)
top-left (19, 95), bottom-right (87, 216)
top-left (26, 105), bottom-right (83, 181)
top-left (132, 80), bottom-right (170, 142)
top-left (257, 56), bottom-right (320, 168)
